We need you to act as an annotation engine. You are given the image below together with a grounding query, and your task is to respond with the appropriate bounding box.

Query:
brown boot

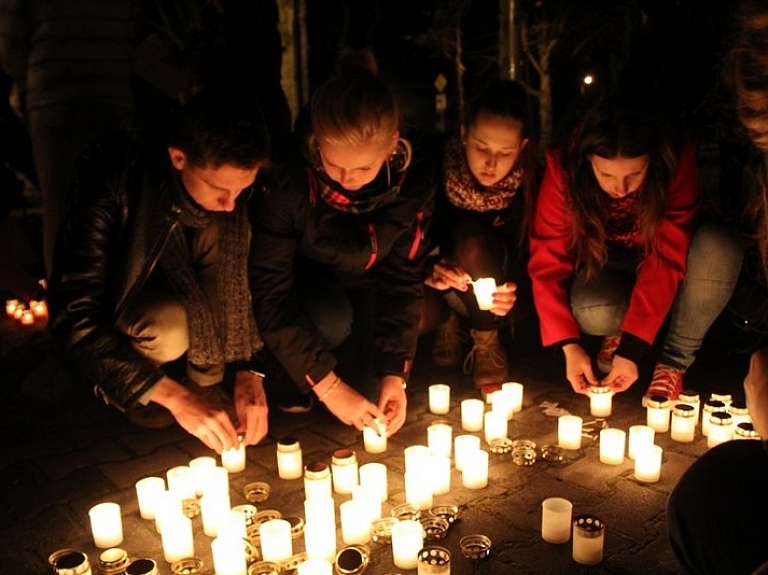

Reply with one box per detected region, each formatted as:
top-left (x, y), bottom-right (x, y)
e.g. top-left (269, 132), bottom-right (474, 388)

top-left (463, 328), bottom-right (508, 386)
top-left (431, 310), bottom-right (464, 367)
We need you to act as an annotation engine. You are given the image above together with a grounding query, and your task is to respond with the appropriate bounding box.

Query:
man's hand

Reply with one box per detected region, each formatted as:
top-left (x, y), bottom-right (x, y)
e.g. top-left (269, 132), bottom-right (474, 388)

top-left (233, 370), bottom-right (269, 446)
top-left (562, 343), bottom-right (598, 394)
top-left (424, 258), bottom-right (472, 291)
top-left (745, 346), bottom-right (768, 438)
top-left (313, 373), bottom-right (387, 432)
top-left (378, 374), bottom-right (408, 436)
top-left (601, 355), bottom-right (639, 393)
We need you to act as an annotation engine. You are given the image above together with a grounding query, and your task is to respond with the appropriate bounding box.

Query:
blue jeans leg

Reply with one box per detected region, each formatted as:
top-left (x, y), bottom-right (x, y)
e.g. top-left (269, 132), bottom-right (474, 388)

top-left (570, 265), bottom-right (635, 336)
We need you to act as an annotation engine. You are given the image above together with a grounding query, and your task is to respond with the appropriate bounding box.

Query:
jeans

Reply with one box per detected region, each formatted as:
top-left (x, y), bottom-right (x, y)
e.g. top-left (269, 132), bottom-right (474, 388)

top-left (571, 223), bottom-right (743, 370)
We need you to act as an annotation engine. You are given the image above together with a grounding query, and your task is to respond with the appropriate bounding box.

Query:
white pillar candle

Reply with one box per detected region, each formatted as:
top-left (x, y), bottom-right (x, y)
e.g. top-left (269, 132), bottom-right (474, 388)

top-left (701, 400), bottom-right (727, 437)
top-left (359, 462), bottom-right (388, 503)
top-left (588, 385), bottom-right (613, 418)
top-left (670, 404), bottom-right (696, 443)
top-left (218, 508), bottom-right (248, 541)
top-left (502, 381), bottom-right (524, 413)
top-left (211, 535), bottom-right (247, 575)
top-left (461, 398), bottom-right (485, 432)
top-left (202, 465), bottom-right (229, 498)
top-left (200, 492), bottom-right (231, 538)
top-left (405, 470), bottom-right (434, 510)
top-left (472, 277), bottom-right (496, 310)
top-left (259, 518), bottom-right (293, 563)
top-left (352, 484), bottom-right (381, 523)
top-left (572, 515), bottom-right (605, 565)
top-left (678, 390), bottom-right (701, 426)
top-left (166, 465), bottom-right (196, 501)
top-left (154, 489), bottom-right (183, 534)
top-left (276, 437), bottom-right (303, 480)
top-left (160, 514), bottom-right (194, 563)
top-left (304, 520), bottom-right (337, 563)
top-left (88, 502), bottom-right (123, 548)
top-left (541, 497), bottom-right (573, 544)
top-left (454, 434), bottom-right (481, 472)
top-left (304, 461), bottom-right (333, 500)
top-left (558, 415), bottom-right (583, 450)
top-left (646, 395), bottom-right (671, 433)
top-left (221, 442), bottom-right (246, 473)
top-left (627, 425), bottom-right (655, 460)
top-left (340, 500), bottom-right (372, 545)
top-left (404, 445), bottom-right (431, 474)
top-left (135, 476), bottom-right (165, 520)
top-left (304, 497), bottom-right (335, 530)
top-left (598, 428), bottom-right (626, 465)
top-left (461, 449), bottom-right (489, 489)
top-left (363, 421), bottom-right (388, 453)
top-left (634, 444), bottom-right (662, 483)
top-left (331, 449), bottom-right (359, 494)
top-left (428, 383), bottom-right (451, 414)
top-left (430, 453), bottom-right (452, 495)
top-left (484, 410), bottom-right (507, 443)
top-left (427, 421), bottom-right (453, 457)
top-left (491, 388), bottom-right (515, 421)
top-left (391, 519), bottom-right (424, 570)
top-left (298, 558), bottom-right (333, 575)
top-left (707, 412), bottom-right (734, 449)
top-left (189, 456), bottom-right (217, 496)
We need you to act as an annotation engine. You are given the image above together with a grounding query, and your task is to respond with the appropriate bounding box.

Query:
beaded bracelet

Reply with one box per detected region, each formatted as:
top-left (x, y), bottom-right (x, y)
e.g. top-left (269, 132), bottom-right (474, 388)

top-left (318, 376), bottom-right (340, 402)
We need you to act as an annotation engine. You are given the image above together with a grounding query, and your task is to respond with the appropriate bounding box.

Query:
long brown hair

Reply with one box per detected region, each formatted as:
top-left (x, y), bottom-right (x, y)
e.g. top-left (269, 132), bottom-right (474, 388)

top-left (561, 96), bottom-right (680, 278)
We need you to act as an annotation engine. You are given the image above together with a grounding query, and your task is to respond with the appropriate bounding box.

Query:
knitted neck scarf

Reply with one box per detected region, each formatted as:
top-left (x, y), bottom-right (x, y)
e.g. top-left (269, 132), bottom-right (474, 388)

top-left (443, 136), bottom-right (523, 212)
top-left (160, 175), bottom-right (261, 368)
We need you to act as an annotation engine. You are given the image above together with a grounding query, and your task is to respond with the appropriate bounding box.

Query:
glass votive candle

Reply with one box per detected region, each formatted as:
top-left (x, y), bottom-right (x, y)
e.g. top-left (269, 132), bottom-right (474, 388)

top-left (48, 548), bottom-right (91, 575)
top-left (99, 548), bottom-right (129, 575)
top-left (701, 400), bottom-right (727, 437)
top-left (461, 449), bottom-right (489, 489)
top-left (276, 437), bottom-right (303, 480)
top-left (260, 518), bottom-right (293, 563)
top-left (558, 415), bottom-right (583, 450)
top-left (428, 384), bottom-right (451, 415)
top-left (359, 462), bottom-right (388, 503)
top-left (728, 401), bottom-right (751, 427)
top-left (417, 546), bottom-right (451, 575)
top-left (331, 449), bottom-right (359, 495)
top-left (200, 491), bottom-right (230, 538)
top-left (221, 441), bottom-right (246, 474)
top-left (598, 428), bottom-right (626, 465)
top-left (304, 520), bottom-right (336, 563)
top-left (30, 299), bottom-right (48, 320)
top-left (572, 515), bottom-right (605, 565)
top-left (88, 502), bottom-right (123, 549)
top-left (166, 466), bottom-right (196, 501)
top-left (627, 425), bottom-right (655, 460)
top-left (5, 298), bottom-right (20, 318)
top-left (363, 421), bottom-right (388, 453)
top-left (707, 411), bottom-right (734, 449)
top-left (634, 444), bottom-right (663, 483)
top-left (645, 395), bottom-right (671, 433)
top-left (472, 277), bottom-right (497, 310)
top-left (670, 404), bottom-right (696, 443)
top-left (677, 389), bottom-right (700, 425)
top-left (427, 420), bottom-right (453, 457)
top-left (135, 476), bottom-right (165, 520)
top-left (391, 519), bottom-right (424, 570)
top-left (502, 381), bottom-right (524, 413)
top-left (304, 461), bottom-right (332, 500)
top-left (304, 496), bottom-right (336, 530)
top-left (541, 497), bottom-right (573, 544)
top-left (588, 385), bottom-right (612, 418)
top-left (734, 421), bottom-right (760, 440)
top-left (461, 398), bottom-right (485, 432)
top-left (484, 410), bottom-right (507, 444)
top-left (454, 434), bottom-right (481, 472)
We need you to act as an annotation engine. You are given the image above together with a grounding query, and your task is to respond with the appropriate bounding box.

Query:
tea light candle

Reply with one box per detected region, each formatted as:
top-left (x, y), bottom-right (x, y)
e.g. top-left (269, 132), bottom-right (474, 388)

top-left (502, 381), bottom-right (524, 413)
top-left (19, 309), bottom-right (34, 325)
top-left (491, 387), bottom-right (515, 421)
top-left (135, 476), bottom-right (166, 520)
top-left (430, 453), bottom-right (452, 495)
top-left (598, 428), bottom-right (625, 465)
top-left (211, 535), bottom-right (247, 575)
top-left (5, 299), bottom-right (20, 318)
top-left (710, 391), bottom-right (733, 409)
top-left (646, 395), bottom-right (671, 433)
top-left (160, 514), bottom-right (194, 563)
top-left (728, 401), bottom-right (751, 427)
top-left (298, 559), bottom-right (333, 575)
top-left (405, 470), bottom-right (434, 509)
top-left (454, 434), bottom-right (481, 472)
top-left (572, 515), bottom-right (605, 565)
top-left (12, 304), bottom-right (24, 320)
top-left (428, 421), bottom-right (453, 457)
top-left (462, 449), bottom-right (489, 489)
top-left (404, 445), bottom-right (431, 474)
top-left (670, 404), bottom-right (696, 443)
top-left (188, 456), bottom-right (216, 496)
top-left (340, 500), bottom-right (372, 544)
top-left (331, 449), bottom-right (359, 494)
top-left (276, 437), bottom-right (303, 480)
top-left (221, 441), bottom-right (246, 473)
top-left (634, 444), bottom-right (662, 483)
top-left (484, 410), bottom-right (507, 444)
top-left (558, 415), bottom-right (583, 450)
top-left (260, 518), bottom-right (293, 563)
top-left (88, 502), bottom-right (124, 548)
top-left (541, 497), bottom-right (573, 544)
top-left (627, 425), bottom-right (655, 460)
top-left (701, 400), bottom-right (727, 437)
top-left (391, 519), bottom-right (424, 570)
top-left (707, 412), bottom-right (734, 449)
top-left (429, 383), bottom-right (451, 414)
top-left (363, 421), bottom-right (388, 453)
top-left (359, 462), bottom-right (388, 503)
top-left (166, 466), bottom-right (196, 501)
top-left (461, 398), bottom-right (485, 432)
top-left (472, 277), bottom-right (497, 310)
top-left (588, 385), bottom-right (613, 418)
top-left (304, 461), bottom-right (333, 500)
top-left (30, 299), bottom-right (48, 320)
top-left (304, 520), bottom-right (337, 563)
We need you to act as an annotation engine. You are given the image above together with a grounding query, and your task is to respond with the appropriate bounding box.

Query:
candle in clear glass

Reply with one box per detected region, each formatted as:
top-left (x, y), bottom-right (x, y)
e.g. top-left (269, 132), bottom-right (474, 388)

top-left (359, 462), bottom-right (388, 503)
top-left (677, 389), bottom-right (701, 425)
top-left (30, 299), bottom-right (48, 320)
top-left (598, 428), bottom-right (626, 465)
top-left (707, 412), bottom-right (734, 448)
top-left (484, 410), bottom-right (507, 443)
top-left (427, 421), bottom-right (453, 457)
top-left (221, 441), bottom-right (246, 473)
top-left (670, 404), bottom-right (696, 443)
top-left (404, 445), bottom-right (431, 474)
top-left (200, 491), bottom-right (230, 537)
top-left (340, 499), bottom-right (372, 545)
top-left (417, 546), bottom-right (451, 575)
top-left (304, 520), bottom-right (336, 563)
top-left (188, 456), bottom-right (216, 496)
top-left (276, 436), bottom-right (303, 480)
top-left (429, 383), bottom-right (451, 414)
top-left (472, 277), bottom-right (497, 310)
top-left (405, 470), bottom-right (434, 509)
top-left (430, 453), bottom-right (452, 495)
top-left (634, 444), bottom-right (662, 483)
top-left (5, 299), bottom-right (20, 318)
top-left (588, 385), bottom-right (612, 417)
top-left (166, 466), bottom-right (196, 501)
top-left (462, 449), bottom-right (489, 489)
top-left (728, 401), bottom-right (751, 427)
top-left (627, 425), bottom-right (655, 460)
top-left (541, 497), bottom-right (573, 544)
top-left (363, 421), bottom-right (388, 453)
top-left (135, 476), bottom-right (165, 520)
top-left (645, 395), bottom-right (671, 433)
top-left (211, 535), bottom-right (247, 575)
top-left (454, 434), bottom-right (481, 472)
top-left (491, 387), bottom-right (515, 421)
top-left (461, 398), bottom-right (485, 432)
top-left (297, 558), bottom-right (333, 575)
top-left (12, 304), bottom-right (24, 320)
top-left (331, 449), bottom-right (359, 494)
top-left (259, 518), bottom-right (293, 563)
top-left (701, 400), bottom-right (727, 437)
top-left (89, 502), bottom-right (124, 548)
top-left (19, 309), bottom-right (34, 325)
top-left (218, 508), bottom-right (248, 541)
top-left (304, 461), bottom-right (332, 500)
top-left (160, 514), bottom-right (194, 563)
top-left (558, 415), bottom-right (583, 450)
top-left (572, 515), bottom-right (605, 565)
top-left (391, 519), bottom-right (424, 570)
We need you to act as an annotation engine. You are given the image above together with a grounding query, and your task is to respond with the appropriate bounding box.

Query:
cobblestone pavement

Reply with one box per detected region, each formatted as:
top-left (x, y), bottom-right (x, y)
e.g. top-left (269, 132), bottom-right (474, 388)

top-left (0, 312), bottom-right (755, 575)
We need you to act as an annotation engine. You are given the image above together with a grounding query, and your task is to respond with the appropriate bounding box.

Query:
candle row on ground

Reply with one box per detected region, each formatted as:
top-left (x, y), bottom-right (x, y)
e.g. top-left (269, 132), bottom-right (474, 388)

top-left (4, 298), bottom-right (48, 325)
top-left (429, 381), bottom-right (524, 420)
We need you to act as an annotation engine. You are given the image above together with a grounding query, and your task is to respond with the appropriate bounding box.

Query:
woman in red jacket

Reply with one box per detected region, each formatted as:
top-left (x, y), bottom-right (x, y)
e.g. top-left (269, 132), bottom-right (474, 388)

top-left (529, 96), bottom-right (742, 401)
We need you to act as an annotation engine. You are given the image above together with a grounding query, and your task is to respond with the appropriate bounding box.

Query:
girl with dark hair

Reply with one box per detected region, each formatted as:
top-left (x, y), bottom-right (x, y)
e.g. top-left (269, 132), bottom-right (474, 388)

top-left (529, 95), bottom-right (742, 402)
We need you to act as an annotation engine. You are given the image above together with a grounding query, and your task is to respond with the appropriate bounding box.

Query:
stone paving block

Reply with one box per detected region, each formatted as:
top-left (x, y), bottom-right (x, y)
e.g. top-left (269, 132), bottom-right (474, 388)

top-left (98, 444), bottom-right (192, 490)
top-left (34, 438), bottom-right (133, 481)
top-left (112, 425), bottom-right (192, 457)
